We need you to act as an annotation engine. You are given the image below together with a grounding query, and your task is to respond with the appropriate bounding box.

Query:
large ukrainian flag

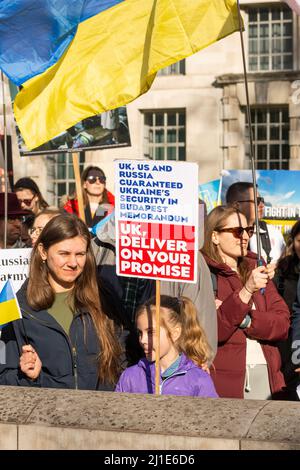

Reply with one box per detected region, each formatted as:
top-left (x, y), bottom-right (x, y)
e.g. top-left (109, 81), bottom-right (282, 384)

top-left (0, 0), bottom-right (239, 149)
top-left (0, 281), bottom-right (22, 327)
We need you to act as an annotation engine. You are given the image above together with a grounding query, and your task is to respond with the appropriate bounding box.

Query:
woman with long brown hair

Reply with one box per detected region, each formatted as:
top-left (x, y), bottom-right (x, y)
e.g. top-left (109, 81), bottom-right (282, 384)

top-left (202, 205), bottom-right (290, 400)
top-left (14, 177), bottom-right (49, 216)
top-left (64, 166), bottom-right (115, 228)
top-left (14, 177), bottom-right (50, 246)
top-left (0, 213), bottom-right (121, 389)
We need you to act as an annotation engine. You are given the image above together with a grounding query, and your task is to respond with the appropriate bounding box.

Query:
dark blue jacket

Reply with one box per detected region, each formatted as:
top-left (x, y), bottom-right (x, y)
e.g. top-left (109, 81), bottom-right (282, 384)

top-left (0, 283), bottom-right (112, 391)
top-left (115, 354), bottom-right (218, 397)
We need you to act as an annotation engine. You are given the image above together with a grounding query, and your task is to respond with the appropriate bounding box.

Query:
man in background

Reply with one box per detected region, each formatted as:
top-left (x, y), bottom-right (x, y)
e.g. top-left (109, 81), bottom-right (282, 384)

top-left (0, 193), bottom-right (30, 249)
top-left (226, 181), bottom-right (285, 265)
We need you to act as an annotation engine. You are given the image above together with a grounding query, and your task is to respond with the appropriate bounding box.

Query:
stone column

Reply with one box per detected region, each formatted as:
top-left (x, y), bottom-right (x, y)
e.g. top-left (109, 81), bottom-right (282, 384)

top-left (220, 85), bottom-right (244, 170)
top-left (289, 82), bottom-right (300, 169)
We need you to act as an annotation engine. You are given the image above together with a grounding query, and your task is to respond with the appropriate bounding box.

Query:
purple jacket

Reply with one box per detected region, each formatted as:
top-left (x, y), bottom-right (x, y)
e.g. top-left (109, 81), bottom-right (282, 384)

top-left (115, 354), bottom-right (218, 397)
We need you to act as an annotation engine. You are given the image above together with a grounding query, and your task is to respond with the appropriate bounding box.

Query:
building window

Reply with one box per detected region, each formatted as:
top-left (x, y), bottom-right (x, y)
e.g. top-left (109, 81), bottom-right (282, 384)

top-left (53, 152), bottom-right (85, 206)
top-left (144, 110), bottom-right (186, 161)
top-left (246, 107), bottom-right (289, 170)
top-left (248, 6), bottom-right (293, 71)
top-left (157, 60), bottom-right (185, 76)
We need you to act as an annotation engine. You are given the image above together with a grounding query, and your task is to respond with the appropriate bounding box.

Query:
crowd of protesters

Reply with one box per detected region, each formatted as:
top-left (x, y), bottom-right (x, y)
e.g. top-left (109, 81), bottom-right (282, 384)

top-left (0, 168), bottom-right (299, 401)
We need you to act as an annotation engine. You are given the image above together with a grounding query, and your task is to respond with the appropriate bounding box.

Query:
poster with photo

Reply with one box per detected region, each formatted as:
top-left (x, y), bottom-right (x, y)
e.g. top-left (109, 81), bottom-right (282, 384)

top-left (199, 179), bottom-right (222, 214)
top-left (221, 169), bottom-right (300, 236)
top-left (9, 81), bottom-right (131, 155)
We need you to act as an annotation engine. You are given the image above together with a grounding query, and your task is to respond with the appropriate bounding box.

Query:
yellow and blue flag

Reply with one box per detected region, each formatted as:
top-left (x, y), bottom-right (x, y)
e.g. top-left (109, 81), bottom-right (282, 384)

top-left (0, 0), bottom-right (124, 85)
top-left (0, 0), bottom-right (239, 149)
top-left (0, 280), bottom-right (22, 327)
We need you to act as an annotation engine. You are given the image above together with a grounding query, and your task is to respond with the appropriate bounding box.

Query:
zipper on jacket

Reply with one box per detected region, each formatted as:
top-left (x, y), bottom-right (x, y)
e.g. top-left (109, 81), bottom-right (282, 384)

top-left (160, 370), bottom-right (187, 394)
top-left (21, 309), bottom-right (78, 388)
top-left (72, 347), bottom-right (78, 390)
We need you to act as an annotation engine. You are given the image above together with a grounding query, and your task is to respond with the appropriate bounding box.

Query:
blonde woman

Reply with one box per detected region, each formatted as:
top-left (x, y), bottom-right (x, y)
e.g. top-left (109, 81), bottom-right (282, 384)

top-left (202, 205), bottom-right (290, 399)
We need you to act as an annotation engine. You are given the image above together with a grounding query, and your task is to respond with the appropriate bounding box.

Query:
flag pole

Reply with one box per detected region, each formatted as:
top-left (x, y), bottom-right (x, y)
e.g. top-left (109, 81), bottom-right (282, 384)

top-left (72, 152), bottom-right (86, 223)
top-left (237, 0), bottom-right (262, 262)
top-left (1, 71), bottom-right (8, 249)
top-left (155, 279), bottom-right (161, 395)
top-left (21, 318), bottom-right (29, 345)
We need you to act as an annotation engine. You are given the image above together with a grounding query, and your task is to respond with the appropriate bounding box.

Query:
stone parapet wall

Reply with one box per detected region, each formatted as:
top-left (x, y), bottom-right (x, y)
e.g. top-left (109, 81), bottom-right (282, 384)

top-left (0, 386), bottom-right (299, 450)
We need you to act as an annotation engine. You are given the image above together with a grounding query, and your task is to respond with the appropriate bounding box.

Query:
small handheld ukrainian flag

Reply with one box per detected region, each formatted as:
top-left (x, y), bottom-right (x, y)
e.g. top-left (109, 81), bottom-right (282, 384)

top-left (0, 280), bottom-right (22, 327)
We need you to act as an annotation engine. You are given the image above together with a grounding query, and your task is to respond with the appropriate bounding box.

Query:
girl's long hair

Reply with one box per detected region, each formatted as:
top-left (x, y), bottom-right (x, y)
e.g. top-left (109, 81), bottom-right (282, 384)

top-left (201, 205), bottom-right (250, 284)
top-left (27, 213), bottom-right (121, 384)
top-left (136, 295), bottom-right (212, 367)
top-left (81, 166), bottom-right (108, 207)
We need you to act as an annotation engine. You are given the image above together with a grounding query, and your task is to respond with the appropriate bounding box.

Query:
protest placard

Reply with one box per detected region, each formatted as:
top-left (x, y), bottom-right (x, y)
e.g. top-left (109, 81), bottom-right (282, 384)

top-left (0, 248), bottom-right (31, 293)
top-left (221, 169), bottom-right (300, 236)
top-left (115, 160), bottom-right (198, 283)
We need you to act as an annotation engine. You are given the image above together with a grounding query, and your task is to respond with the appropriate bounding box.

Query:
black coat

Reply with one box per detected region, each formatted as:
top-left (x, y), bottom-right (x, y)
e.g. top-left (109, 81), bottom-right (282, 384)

top-left (274, 256), bottom-right (300, 314)
top-left (274, 256), bottom-right (300, 397)
top-left (0, 283), bottom-right (113, 391)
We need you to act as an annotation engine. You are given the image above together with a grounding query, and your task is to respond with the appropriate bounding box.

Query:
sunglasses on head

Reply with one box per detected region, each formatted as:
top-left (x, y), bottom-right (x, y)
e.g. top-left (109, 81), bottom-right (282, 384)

top-left (17, 195), bottom-right (35, 206)
top-left (238, 197), bottom-right (264, 205)
top-left (86, 175), bottom-right (106, 184)
top-left (217, 226), bottom-right (254, 239)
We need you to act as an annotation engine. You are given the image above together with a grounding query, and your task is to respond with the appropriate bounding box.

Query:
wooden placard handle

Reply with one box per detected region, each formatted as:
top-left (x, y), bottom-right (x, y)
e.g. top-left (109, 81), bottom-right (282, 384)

top-left (72, 152), bottom-right (85, 222)
top-left (155, 279), bottom-right (161, 395)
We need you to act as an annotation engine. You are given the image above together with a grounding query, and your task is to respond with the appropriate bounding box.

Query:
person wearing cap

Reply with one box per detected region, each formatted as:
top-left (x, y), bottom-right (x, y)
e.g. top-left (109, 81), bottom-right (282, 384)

top-left (64, 166), bottom-right (115, 229)
top-left (14, 177), bottom-right (49, 216)
top-left (0, 193), bottom-right (31, 248)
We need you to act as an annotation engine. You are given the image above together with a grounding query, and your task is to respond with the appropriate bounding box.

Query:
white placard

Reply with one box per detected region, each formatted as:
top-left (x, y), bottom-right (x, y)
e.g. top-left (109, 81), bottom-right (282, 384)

top-left (115, 160), bottom-right (198, 283)
top-left (0, 248), bottom-right (32, 294)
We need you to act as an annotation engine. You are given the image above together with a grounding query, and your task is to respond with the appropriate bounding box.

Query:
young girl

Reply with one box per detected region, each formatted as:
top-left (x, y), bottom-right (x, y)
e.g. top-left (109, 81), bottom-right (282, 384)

top-left (115, 295), bottom-right (218, 397)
